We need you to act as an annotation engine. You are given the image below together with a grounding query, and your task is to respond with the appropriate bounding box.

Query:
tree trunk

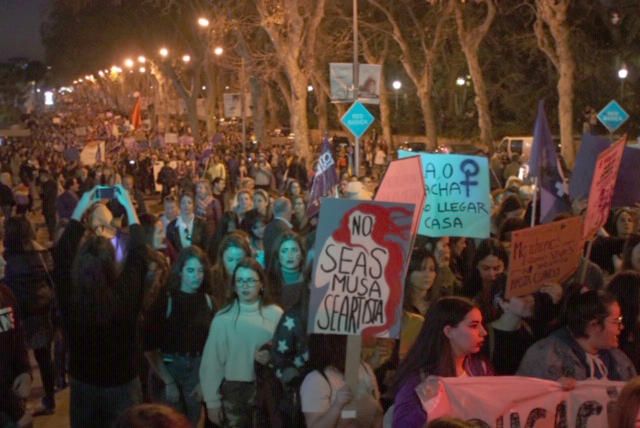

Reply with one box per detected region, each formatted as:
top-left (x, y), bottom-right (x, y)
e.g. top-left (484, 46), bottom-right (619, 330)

top-left (185, 97), bottom-right (200, 143)
top-left (290, 75), bottom-right (311, 163)
top-left (378, 65), bottom-right (393, 148)
top-left (418, 86), bottom-right (438, 150)
top-left (464, 51), bottom-right (493, 150)
top-left (250, 77), bottom-right (267, 148)
top-left (556, 33), bottom-right (575, 167)
top-left (266, 85), bottom-right (280, 131)
top-left (316, 90), bottom-right (328, 134)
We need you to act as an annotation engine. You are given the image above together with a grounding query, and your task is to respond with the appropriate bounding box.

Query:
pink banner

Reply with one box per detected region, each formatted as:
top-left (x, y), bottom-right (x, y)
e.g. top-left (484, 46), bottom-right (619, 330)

top-left (416, 376), bottom-right (624, 428)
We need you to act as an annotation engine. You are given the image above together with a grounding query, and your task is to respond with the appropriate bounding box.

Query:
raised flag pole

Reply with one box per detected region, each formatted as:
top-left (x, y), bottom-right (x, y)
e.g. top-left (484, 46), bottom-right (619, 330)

top-left (530, 177), bottom-right (538, 227)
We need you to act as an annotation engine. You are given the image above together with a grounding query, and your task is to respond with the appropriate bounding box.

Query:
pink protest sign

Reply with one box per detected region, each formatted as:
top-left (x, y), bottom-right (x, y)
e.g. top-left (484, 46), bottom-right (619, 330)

top-left (374, 155), bottom-right (425, 239)
top-left (583, 136), bottom-right (626, 240)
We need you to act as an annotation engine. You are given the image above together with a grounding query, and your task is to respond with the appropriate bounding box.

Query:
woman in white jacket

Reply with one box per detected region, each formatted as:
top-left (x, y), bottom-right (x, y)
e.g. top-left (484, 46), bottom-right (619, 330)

top-left (200, 257), bottom-right (283, 427)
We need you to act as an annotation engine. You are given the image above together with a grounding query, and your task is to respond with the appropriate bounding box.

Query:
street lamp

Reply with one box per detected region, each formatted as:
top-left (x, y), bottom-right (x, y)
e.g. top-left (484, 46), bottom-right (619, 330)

top-left (124, 58), bottom-right (134, 69)
top-left (214, 46), bottom-right (224, 56)
top-left (138, 55), bottom-right (146, 64)
top-left (198, 17), bottom-right (210, 28)
top-left (139, 67), bottom-right (146, 73)
top-left (618, 65), bottom-right (628, 99)
top-left (182, 54), bottom-right (191, 63)
top-left (307, 85), bottom-right (314, 92)
top-left (159, 47), bottom-right (169, 58)
top-left (456, 77), bottom-right (466, 86)
top-left (392, 80), bottom-right (402, 114)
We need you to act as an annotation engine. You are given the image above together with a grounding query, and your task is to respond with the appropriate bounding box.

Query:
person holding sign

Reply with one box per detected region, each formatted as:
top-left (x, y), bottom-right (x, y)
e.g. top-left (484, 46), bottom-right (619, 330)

top-left (389, 297), bottom-right (492, 428)
top-left (300, 334), bottom-right (383, 428)
top-left (517, 291), bottom-right (636, 382)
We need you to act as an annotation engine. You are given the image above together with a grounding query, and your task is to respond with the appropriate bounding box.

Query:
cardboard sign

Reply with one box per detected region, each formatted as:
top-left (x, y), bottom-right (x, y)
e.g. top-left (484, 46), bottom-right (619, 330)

top-left (375, 156), bottom-right (425, 240)
top-left (398, 151), bottom-right (490, 238)
top-left (308, 198), bottom-right (414, 339)
top-left (164, 132), bottom-right (178, 144)
top-left (418, 376), bottom-right (624, 428)
top-left (583, 137), bottom-right (626, 240)
top-left (507, 217), bottom-right (583, 299)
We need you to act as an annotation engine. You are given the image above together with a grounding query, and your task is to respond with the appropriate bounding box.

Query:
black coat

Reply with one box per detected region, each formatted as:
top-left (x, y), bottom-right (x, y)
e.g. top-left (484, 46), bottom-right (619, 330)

top-left (263, 218), bottom-right (292, 268)
top-left (165, 216), bottom-right (209, 253)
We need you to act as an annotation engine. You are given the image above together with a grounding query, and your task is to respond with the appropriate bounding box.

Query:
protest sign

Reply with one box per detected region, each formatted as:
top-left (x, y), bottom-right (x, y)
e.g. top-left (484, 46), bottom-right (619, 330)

top-left (375, 156), bottom-right (425, 240)
top-left (507, 216), bottom-right (583, 299)
top-left (164, 133), bottom-right (178, 144)
top-left (417, 376), bottom-right (623, 428)
top-left (308, 198), bottom-right (414, 339)
top-left (583, 136), bottom-right (626, 240)
top-left (398, 150), bottom-right (490, 238)
top-left (570, 134), bottom-right (640, 207)
top-left (79, 141), bottom-right (105, 166)
top-left (223, 93), bottom-right (252, 118)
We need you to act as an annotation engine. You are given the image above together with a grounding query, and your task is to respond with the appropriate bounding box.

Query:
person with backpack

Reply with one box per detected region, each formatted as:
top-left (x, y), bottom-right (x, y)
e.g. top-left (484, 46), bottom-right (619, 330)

top-left (144, 246), bottom-right (215, 427)
top-left (3, 216), bottom-right (56, 416)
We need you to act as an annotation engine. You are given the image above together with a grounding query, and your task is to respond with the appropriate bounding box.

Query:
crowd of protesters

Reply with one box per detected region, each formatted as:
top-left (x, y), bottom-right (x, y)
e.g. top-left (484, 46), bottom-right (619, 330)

top-left (2, 100), bottom-right (640, 428)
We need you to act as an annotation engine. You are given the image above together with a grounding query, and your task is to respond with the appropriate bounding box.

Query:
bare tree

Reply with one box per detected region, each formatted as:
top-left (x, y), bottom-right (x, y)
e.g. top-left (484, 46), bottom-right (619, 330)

top-left (534, 0), bottom-right (576, 166)
top-left (368, 0), bottom-right (453, 150)
top-left (452, 0), bottom-right (496, 150)
top-left (256, 0), bottom-right (328, 163)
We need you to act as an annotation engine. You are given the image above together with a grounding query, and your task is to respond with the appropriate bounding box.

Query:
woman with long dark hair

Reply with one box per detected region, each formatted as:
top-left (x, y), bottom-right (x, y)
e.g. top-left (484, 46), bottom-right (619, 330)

top-left (209, 231), bottom-right (251, 308)
top-left (266, 231), bottom-right (307, 311)
top-left (390, 297), bottom-right (492, 428)
top-left (200, 258), bottom-right (283, 427)
top-left (53, 185), bottom-right (147, 428)
top-left (461, 239), bottom-right (508, 323)
top-left (4, 215), bottom-right (56, 415)
top-left (144, 246), bottom-right (215, 426)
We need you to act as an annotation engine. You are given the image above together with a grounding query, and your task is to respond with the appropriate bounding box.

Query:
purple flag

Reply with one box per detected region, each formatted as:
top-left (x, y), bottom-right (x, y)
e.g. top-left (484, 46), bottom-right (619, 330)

top-left (307, 137), bottom-right (339, 218)
top-left (570, 134), bottom-right (640, 207)
top-left (528, 101), bottom-right (572, 223)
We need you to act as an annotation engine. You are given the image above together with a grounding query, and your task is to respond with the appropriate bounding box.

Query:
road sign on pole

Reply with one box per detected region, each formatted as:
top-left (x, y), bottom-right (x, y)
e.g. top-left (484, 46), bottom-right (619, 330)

top-left (341, 101), bottom-right (374, 139)
top-left (597, 100), bottom-right (629, 133)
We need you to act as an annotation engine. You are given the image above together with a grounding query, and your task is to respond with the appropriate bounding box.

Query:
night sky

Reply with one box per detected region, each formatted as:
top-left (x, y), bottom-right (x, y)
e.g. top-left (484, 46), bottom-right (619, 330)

top-left (0, 0), bottom-right (51, 62)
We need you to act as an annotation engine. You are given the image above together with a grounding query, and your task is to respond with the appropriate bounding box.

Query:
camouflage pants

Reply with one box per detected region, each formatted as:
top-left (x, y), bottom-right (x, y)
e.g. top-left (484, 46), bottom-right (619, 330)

top-left (220, 381), bottom-right (256, 428)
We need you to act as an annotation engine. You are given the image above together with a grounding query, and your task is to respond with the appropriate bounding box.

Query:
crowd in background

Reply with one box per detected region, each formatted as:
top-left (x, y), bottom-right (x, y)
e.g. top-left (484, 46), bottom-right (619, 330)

top-left (2, 101), bottom-right (640, 428)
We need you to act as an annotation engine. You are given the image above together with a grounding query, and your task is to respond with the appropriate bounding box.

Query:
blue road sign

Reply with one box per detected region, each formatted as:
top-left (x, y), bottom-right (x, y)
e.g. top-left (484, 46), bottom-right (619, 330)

top-left (597, 100), bottom-right (629, 133)
top-left (341, 101), bottom-right (374, 138)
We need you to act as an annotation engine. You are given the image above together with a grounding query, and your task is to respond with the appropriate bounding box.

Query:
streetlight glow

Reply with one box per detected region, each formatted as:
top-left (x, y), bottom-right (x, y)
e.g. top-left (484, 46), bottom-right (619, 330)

top-left (618, 66), bottom-right (629, 80)
top-left (182, 54), bottom-right (191, 63)
top-left (98, 71), bottom-right (105, 77)
top-left (111, 65), bottom-right (122, 74)
top-left (214, 46), bottom-right (224, 56)
top-left (124, 58), bottom-right (134, 68)
top-left (198, 17), bottom-right (210, 27)
top-left (307, 85), bottom-right (314, 92)
top-left (139, 67), bottom-right (146, 73)
top-left (138, 55), bottom-right (146, 64)
top-left (392, 80), bottom-right (402, 90)
top-left (159, 47), bottom-right (169, 58)
top-left (456, 77), bottom-right (466, 86)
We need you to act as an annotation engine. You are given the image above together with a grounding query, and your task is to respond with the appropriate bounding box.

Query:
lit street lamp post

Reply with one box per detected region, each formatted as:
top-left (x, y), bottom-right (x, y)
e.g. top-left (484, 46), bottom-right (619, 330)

top-left (618, 65), bottom-right (628, 100)
top-left (392, 80), bottom-right (402, 117)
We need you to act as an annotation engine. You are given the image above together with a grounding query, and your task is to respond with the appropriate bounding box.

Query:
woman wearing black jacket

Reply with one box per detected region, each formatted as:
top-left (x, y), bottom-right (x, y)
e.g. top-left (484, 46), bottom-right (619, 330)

top-left (53, 185), bottom-right (147, 428)
top-left (4, 215), bottom-right (55, 415)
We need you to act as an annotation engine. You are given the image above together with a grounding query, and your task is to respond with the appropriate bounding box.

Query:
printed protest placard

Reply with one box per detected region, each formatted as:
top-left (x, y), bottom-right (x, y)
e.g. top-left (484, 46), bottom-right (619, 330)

top-left (308, 198), bottom-right (414, 339)
top-left (507, 217), bottom-right (583, 299)
top-left (583, 137), bottom-right (626, 240)
top-left (418, 376), bottom-right (623, 428)
top-left (398, 151), bottom-right (490, 238)
top-left (375, 156), bottom-right (425, 239)
top-left (164, 133), bottom-right (178, 144)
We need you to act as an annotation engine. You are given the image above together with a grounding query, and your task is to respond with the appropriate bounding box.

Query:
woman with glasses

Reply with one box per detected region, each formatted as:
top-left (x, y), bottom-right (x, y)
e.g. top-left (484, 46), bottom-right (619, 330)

top-left (200, 258), bottom-right (283, 427)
